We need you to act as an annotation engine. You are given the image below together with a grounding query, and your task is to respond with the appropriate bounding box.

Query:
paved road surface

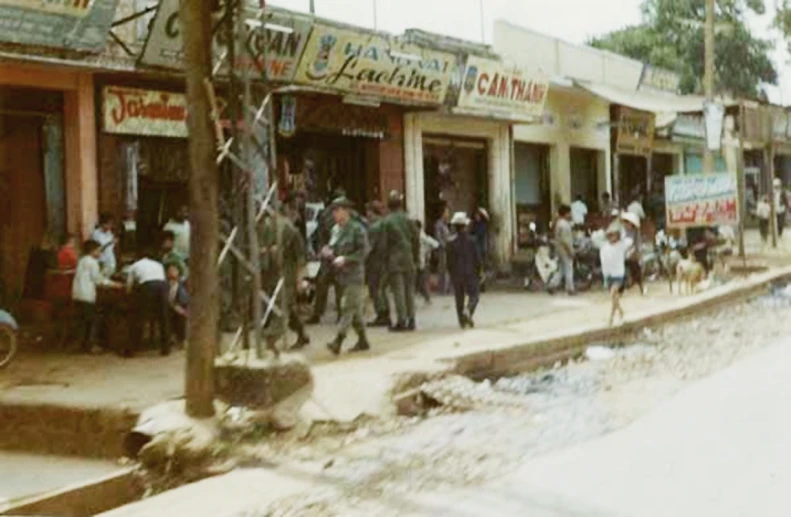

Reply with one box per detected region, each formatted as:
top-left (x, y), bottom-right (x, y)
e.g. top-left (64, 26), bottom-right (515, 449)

top-left (412, 338), bottom-right (791, 516)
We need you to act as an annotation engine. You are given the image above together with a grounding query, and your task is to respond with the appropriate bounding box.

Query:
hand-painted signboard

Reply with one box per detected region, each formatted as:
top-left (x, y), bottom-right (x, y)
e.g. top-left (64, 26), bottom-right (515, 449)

top-left (103, 86), bottom-right (188, 138)
top-left (455, 56), bottom-right (548, 121)
top-left (294, 23), bottom-right (456, 105)
top-left (140, 0), bottom-right (311, 82)
top-left (665, 174), bottom-right (738, 229)
top-left (0, 0), bottom-right (119, 51)
top-left (616, 107), bottom-right (655, 156)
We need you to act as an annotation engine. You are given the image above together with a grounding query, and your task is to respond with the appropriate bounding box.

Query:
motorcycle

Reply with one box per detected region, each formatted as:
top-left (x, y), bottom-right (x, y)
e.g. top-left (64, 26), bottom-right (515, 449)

top-left (0, 309), bottom-right (18, 369)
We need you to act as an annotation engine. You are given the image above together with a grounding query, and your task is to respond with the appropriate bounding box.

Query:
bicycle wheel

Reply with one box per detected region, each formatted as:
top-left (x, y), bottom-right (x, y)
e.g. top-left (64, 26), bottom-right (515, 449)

top-left (0, 324), bottom-right (17, 369)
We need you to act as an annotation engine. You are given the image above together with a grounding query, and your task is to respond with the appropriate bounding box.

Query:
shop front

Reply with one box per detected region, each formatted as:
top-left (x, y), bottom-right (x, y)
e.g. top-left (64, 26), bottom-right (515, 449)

top-left (97, 82), bottom-right (189, 255)
top-left (0, 64), bottom-right (97, 303)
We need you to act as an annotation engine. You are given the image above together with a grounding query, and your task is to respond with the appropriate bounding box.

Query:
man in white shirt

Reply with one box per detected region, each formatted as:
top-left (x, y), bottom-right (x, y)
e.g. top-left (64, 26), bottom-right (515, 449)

top-left (164, 205), bottom-right (191, 259)
top-left (126, 252), bottom-right (169, 357)
top-left (72, 240), bottom-right (121, 353)
top-left (570, 195), bottom-right (588, 226)
top-left (91, 213), bottom-right (117, 275)
top-left (627, 195), bottom-right (646, 220)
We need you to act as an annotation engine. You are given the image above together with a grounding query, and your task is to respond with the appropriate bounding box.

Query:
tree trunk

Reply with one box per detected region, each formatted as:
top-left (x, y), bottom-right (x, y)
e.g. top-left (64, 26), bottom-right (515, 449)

top-left (180, 0), bottom-right (218, 418)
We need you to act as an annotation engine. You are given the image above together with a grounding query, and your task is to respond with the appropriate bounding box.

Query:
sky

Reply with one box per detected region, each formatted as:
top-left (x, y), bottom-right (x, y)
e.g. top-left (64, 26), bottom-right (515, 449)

top-left (269, 0), bottom-right (791, 104)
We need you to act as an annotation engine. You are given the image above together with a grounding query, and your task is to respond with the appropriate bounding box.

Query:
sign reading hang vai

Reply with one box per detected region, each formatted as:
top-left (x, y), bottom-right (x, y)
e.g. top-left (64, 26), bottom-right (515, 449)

top-left (103, 86), bottom-right (188, 138)
top-left (294, 23), bottom-right (455, 105)
top-left (140, 0), bottom-right (311, 82)
top-left (665, 174), bottom-right (739, 229)
top-left (455, 56), bottom-right (548, 121)
top-left (0, 0), bottom-right (119, 52)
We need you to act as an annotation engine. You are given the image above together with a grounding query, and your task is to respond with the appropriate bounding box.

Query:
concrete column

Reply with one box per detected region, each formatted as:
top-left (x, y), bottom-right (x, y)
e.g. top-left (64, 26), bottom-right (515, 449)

top-left (64, 72), bottom-right (98, 239)
top-left (403, 113), bottom-right (425, 222)
top-left (551, 141), bottom-right (572, 208)
top-left (488, 125), bottom-right (513, 268)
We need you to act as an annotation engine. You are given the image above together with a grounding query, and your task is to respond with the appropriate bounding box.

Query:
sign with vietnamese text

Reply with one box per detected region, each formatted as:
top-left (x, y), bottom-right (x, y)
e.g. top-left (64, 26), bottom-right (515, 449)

top-left (103, 86), bottom-right (188, 138)
top-left (0, 0), bottom-right (119, 51)
top-left (638, 64), bottom-right (680, 94)
top-left (455, 56), bottom-right (548, 121)
top-left (140, 0), bottom-right (311, 82)
top-left (665, 174), bottom-right (739, 229)
top-left (294, 23), bottom-right (455, 105)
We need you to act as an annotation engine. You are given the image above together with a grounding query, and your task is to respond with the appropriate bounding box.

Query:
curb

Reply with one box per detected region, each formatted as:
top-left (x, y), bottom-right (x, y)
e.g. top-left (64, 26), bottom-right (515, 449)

top-left (446, 267), bottom-right (791, 379)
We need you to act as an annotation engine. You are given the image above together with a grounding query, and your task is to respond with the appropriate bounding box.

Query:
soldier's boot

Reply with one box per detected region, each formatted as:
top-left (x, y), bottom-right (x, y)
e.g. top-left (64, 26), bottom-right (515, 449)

top-left (326, 333), bottom-right (345, 356)
top-left (289, 333), bottom-right (310, 351)
top-left (406, 317), bottom-right (416, 331)
top-left (389, 320), bottom-right (409, 332)
top-left (350, 326), bottom-right (371, 353)
top-left (367, 312), bottom-right (391, 327)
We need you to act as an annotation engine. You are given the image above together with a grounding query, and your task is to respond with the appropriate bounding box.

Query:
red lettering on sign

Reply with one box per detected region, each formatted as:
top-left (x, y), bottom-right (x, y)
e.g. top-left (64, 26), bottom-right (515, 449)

top-left (107, 88), bottom-right (187, 127)
top-left (477, 73), bottom-right (490, 95)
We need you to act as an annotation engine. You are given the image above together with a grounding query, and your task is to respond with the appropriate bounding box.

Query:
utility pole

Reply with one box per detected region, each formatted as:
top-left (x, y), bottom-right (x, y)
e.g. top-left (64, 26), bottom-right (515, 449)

top-left (309, 0), bottom-right (314, 14)
top-left (181, 0), bottom-right (219, 418)
top-left (479, 0), bottom-right (485, 43)
top-left (703, 0), bottom-right (715, 174)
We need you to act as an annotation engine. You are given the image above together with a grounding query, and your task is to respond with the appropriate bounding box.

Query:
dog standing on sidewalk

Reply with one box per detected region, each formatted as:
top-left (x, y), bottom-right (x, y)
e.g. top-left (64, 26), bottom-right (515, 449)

top-left (675, 255), bottom-right (705, 295)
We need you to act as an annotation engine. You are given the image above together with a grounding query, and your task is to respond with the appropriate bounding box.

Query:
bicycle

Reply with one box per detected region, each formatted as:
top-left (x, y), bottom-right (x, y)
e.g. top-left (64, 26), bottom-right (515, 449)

top-left (0, 310), bottom-right (18, 369)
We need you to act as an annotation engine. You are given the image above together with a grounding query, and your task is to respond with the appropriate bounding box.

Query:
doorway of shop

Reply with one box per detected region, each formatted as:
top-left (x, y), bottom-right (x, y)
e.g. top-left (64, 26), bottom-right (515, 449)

top-left (570, 147), bottom-right (601, 211)
top-left (423, 136), bottom-right (488, 228)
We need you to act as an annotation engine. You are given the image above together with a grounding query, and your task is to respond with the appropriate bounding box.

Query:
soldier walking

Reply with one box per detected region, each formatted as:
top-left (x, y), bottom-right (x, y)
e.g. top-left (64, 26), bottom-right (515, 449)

top-left (307, 190), bottom-right (344, 324)
top-left (326, 197), bottom-right (371, 355)
top-left (260, 205), bottom-right (310, 355)
top-left (382, 192), bottom-right (420, 331)
top-left (365, 200), bottom-right (391, 327)
top-left (447, 212), bottom-right (481, 329)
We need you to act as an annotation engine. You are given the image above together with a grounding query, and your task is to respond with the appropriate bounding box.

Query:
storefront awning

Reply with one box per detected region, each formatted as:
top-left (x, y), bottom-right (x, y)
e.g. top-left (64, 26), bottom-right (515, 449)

top-left (573, 80), bottom-right (723, 114)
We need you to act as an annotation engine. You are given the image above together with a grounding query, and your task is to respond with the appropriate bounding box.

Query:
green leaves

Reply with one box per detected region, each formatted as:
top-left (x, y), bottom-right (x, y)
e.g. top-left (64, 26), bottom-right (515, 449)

top-left (589, 0), bottom-right (776, 99)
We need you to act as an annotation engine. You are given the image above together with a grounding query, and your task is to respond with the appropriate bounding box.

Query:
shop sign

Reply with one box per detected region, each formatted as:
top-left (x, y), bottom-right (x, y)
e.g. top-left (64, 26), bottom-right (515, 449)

top-left (140, 0), bottom-right (311, 82)
top-left (0, 0), bottom-right (119, 52)
top-left (103, 86), bottom-right (188, 138)
top-left (638, 65), bottom-right (680, 94)
top-left (665, 174), bottom-right (738, 229)
top-left (455, 56), bottom-right (548, 121)
top-left (294, 23), bottom-right (455, 105)
top-left (616, 107), bottom-right (655, 156)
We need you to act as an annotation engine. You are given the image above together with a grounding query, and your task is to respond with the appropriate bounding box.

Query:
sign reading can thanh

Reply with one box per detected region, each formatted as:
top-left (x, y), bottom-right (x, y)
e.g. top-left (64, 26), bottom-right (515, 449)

top-left (140, 0), bottom-right (311, 82)
top-left (455, 56), bottom-right (548, 121)
top-left (294, 23), bottom-right (455, 105)
top-left (103, 86), bottom-right (188, 138)
top-left (0, 0), bottom-right (119, 52)
top-left (665, 174), bottom-right (739, 229)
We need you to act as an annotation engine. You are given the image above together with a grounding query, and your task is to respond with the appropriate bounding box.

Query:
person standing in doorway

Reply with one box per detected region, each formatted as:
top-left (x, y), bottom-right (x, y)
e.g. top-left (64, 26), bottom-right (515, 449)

top-left (126, 250), bottom-right (169, 357)
top-left (447, 212), bottom-right (481, 329)
top-left (773, 178), bottom-right (788, 239)
top-left (571, 194), bottom-right (588, 227)
top-left (326, 197), bottom-right (371, 355)
top-left (553, 204), bottom-right (576, 295)
top-left (91, 213), bottom-right (117, 276)
top-left (434, 204), bottom-right (452, 294)
top-left (163, 205), bottom-right (190, 260)
top-left (382, 193), bottom-right (420, 331)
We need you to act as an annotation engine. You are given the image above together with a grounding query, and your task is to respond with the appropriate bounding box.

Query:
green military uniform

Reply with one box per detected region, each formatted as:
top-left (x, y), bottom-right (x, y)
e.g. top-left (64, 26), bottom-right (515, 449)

top-left (381, 209), bottom-right (420, 329)
top-left (259, 213), bottom-right (309, 348)
top-left (327, 198), bottom-right (370, 354)
top-left (366, 216), bottom-right (391, 325)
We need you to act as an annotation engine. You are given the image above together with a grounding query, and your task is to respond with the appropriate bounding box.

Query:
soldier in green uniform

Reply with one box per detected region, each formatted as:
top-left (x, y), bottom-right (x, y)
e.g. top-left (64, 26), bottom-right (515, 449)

top-left (259, 205), bottom-right (310, 355)
top-left (381, 192), bottom-right (420, 331)
top-left (365, 200), bottom-right (391, 327)
top-left (326, 197), bottom-right (371, 355)
top-left (307, 191), bottom-right (344, 324)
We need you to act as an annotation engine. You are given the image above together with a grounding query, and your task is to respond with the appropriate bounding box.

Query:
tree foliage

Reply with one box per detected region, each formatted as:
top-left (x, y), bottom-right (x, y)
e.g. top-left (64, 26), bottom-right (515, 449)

top-left (589, 0), bottom-right (777, 99)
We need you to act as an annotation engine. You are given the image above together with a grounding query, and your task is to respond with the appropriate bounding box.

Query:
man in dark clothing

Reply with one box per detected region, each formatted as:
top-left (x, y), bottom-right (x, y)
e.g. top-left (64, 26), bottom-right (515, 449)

top-left (365, 200), bottom-right (391, 327)
top-left (381, 193), bottom-right (420, 331)
top-left (447, 212), bottom-right (481, 329)
top-left (307, 190), bottom-right (344, 324)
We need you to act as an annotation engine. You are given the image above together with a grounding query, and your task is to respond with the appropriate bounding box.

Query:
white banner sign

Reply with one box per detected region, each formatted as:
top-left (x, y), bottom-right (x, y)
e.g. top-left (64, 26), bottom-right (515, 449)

top-left (455, 56), bottom-right (549, 121)
top-left (704, 101), bottom-right (725, 151)
top-left (102, 86), bottom-right (187, 138)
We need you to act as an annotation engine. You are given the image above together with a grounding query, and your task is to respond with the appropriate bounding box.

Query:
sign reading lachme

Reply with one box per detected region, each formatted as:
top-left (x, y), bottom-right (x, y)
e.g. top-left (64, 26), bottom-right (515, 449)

top-left (665, 174), bottom-right (739, 229)
top-left (0, 0), bottom-right (119, 51)
top-left (295, 23), bottom-right (455, 105)
top-left (103, 86), bottom-right (188, 138)
top-left (455, 56), bottom-right (548, 120)
top-left (140, 0), bottom-right (311, 82)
